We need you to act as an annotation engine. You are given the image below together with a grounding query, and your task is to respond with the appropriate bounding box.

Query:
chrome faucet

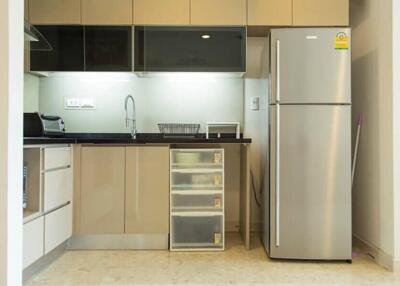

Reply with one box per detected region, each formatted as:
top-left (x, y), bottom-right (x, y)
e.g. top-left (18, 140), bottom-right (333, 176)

top-left (124, 95), bottom-right (137, 139)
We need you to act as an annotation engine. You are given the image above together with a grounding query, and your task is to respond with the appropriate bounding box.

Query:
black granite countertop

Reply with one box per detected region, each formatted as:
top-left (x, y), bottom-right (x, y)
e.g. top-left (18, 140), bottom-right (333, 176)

top-left (24, 133), bottom-right (252, 145)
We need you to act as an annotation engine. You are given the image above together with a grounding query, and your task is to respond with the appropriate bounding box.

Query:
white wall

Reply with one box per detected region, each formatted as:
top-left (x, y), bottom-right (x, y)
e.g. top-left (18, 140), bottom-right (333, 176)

top-left (350, 0), bottom-right (396, 270)
top-left (38, 73), bottom-right (244, 133)
top-left (24, 73), bottom-right (40, 112)
top-left (244, 37), bottom-right (269, 230)
top-left (0, 0), bottom-right (24, 285)
top-left (393, 0), bottom-right (400, 270)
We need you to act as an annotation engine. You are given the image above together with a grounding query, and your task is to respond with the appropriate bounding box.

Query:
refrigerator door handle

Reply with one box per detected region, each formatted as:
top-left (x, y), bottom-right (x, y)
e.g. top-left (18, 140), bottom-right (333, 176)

top-left (276, 40), bottom-right (281, 102)
top-left (276, 103), bottom-right (280, 247)
top-left (275, 39), bottom-right (281, 247)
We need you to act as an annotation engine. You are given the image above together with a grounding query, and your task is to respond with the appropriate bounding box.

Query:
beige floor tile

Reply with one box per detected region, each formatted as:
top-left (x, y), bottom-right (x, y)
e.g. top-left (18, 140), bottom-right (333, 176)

top-left (25, 234), bottom-right (400, 286)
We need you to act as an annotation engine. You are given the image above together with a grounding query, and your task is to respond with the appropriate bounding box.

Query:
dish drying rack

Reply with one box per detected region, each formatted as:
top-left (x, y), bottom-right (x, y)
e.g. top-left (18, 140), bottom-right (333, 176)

top-left (158, 123), bottom-right (200, 138)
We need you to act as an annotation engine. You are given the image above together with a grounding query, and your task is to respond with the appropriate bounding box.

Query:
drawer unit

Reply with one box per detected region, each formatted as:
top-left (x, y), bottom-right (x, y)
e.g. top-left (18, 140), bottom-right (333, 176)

top-left (171, 193), bottom-right (223, 212)
top-left (44, 203), bottom-right (72, 254)
top-left (171, 214), bottom-right (224, 251)
top-left (44, 146), bottom-right (71, 170)
top-left (44, 167), bottom-right (72, 212)
top-left (171, 171), bottom-right (223, 191)
top-left (23, 216), bottom-right (44, 269)
top-left (171, 149), bottom-right (223, 169)
top-left (170, 149), bottom-right (224, 251)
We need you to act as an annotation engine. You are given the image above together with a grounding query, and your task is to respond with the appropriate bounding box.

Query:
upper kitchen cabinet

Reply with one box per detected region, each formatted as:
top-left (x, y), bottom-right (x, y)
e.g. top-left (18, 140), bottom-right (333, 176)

top-left (30, 26), bottom-right (84, 71)
top-left (134, 26), bottom-right (246, 72)
top-left (190, 0), bottom-right (247, 26)
top-left (293, 0), bottom-right (349, 26)
top-left (81, 0), bottom-right (133, 25)
top-left (247, 0), bottom-right (292, 26)
top-left (29, 0), bottom-right (81, 25)
top-left (85, 26), bottom-right (132, 71)
top-left (133, 0), bottom-right (190, 25)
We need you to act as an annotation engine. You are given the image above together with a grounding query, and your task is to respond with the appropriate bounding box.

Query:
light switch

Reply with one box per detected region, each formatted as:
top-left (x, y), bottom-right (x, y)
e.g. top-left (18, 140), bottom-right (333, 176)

top-left (65, 98), bottom-right (80, 109)
top-left (250, 96), bottom-right (260, 110)
top-left (65, 97), bottom-right (96, 110)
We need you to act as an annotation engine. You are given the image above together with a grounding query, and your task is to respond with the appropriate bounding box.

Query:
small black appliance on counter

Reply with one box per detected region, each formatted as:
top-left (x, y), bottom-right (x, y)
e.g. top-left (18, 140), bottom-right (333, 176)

top-left (24, 112), bottom-right (65, 137)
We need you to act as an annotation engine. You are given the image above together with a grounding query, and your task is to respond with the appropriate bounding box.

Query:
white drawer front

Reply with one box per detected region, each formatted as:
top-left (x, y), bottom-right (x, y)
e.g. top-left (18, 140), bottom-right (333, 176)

top-left (23, 216), bottom-right (44, 269)
top-left (45, 204), bottom-right (72, 254)
top-left (44, 147), bottom-right (71, 170)
top-left (44, 167), bottom-right (72, 212)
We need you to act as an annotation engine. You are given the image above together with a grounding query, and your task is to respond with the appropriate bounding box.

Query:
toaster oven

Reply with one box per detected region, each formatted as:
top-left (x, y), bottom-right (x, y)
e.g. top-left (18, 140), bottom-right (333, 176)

top-left (24, 112), bottom-right (65, 137)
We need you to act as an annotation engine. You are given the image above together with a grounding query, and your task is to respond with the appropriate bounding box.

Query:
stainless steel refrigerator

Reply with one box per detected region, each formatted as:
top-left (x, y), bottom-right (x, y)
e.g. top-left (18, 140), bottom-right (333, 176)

top-left (263, 28), bottom-right (352, 261)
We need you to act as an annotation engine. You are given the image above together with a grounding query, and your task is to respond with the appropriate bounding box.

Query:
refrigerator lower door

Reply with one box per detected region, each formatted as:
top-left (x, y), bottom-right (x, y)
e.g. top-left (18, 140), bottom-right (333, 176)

top-left (269, 105), bottom-right (352, 260)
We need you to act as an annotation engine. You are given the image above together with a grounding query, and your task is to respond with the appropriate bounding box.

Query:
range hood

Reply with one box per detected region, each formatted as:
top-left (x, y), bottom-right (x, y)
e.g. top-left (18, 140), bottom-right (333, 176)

top-left (24, 21), bottom-right (52, 51)
top-left (134, 26), bottom-right (246, 75)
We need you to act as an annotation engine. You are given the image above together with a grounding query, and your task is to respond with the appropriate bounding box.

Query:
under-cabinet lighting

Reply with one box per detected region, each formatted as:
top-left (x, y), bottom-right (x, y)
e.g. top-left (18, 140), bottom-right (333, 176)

top-left (201, 34), bottom-right (211, 39)
top-left (135, 72), bottom-right (244, 79)
top-left (46, 72), bottom-right (136, 82)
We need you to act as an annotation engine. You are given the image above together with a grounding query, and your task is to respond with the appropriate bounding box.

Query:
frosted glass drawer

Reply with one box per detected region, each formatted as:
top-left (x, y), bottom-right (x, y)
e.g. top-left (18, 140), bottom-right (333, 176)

top-left (171, 193), bottom-right (223, 212)
top-left (171, 149), bottom-right (224, 169)
top-left (44, 147), bottom-right (71, 170)
top-left (171, 171), bottom-right (223, 191)
top-left (171, 214), bottom-right (224, 250)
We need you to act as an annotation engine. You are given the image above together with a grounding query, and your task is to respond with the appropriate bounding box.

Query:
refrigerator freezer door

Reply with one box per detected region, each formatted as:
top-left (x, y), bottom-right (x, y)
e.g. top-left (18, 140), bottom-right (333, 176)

top-left (270, 28), bottom-right (351, 104)
top-left (269, 105), bottom-right (352, 260)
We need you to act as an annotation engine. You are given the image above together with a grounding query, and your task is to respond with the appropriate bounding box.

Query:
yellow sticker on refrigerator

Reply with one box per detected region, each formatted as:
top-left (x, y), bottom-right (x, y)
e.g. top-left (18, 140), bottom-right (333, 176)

top-left (335, 32), bottom-right (349, 50)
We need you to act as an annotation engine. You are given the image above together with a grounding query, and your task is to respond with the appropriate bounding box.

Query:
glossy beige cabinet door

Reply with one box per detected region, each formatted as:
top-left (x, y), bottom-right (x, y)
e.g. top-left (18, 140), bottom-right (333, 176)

top-left (80, 147), bottom-right (125, 234)
top-left (82, 0), bottom-right (133, 25)
top-left (133, 0), bottom-right (190, 25)
top-left (247, 0), bottom-right (292, 26)
top-left (190, 0), bottom-right (246, 25)
top-left (29, 0), bottom-right (81, 24)
top-left (125, 146), bottom-right (169, 234)
top-left (24, 0), bottom-right (29, 21)
top-left (293, 0), bottom-right (349, 26)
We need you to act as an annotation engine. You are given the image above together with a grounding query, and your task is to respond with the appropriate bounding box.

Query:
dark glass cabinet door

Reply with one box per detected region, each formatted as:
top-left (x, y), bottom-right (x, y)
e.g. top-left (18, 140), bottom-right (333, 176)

top-left (85, 26), bottom-right (132, 71)
top-left (134, 26), bottom-right (246, 72)
top-left (30, 26), bottom-right (84, 71)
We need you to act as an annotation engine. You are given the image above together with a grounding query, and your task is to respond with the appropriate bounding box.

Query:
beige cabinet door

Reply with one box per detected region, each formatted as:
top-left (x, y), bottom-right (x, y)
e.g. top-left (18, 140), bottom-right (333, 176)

top-left (247, 0), bottom-right (292, 26)
top-left (82, 0), bottom-right (133, 25)
top-left (29, 0), bottom-right (81, 24)
top-left (190, 0), bottom-right (246, 25)
top-left (80, 147), bottom-right (125, 234)
top-left (125, 146), bottom-right (169, 234)
top-left (24, 0), bottom-right (29, 21)
top-left (133, 0), bottom-right (190, 25)
top-left (293, 0), bottom-right (349, 26)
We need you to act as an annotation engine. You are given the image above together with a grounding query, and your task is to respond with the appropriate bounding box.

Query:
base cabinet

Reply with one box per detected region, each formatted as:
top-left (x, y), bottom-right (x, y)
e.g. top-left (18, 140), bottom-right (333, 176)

top-left (78, 146), bottom-right (170, 237)
top-left (23, 217), bottom-right (44, 269)
top-left (44, 204), bottom-right (73, 254)
top-left (79, 147), bottom-right (126, 234)
top-left (125, 146), bottom-right (169, 234)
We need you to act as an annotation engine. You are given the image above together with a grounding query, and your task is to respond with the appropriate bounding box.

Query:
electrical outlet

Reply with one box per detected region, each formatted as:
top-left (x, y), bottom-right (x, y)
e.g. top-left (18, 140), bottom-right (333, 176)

top-left (250, 96), bottom-right (260, 110)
